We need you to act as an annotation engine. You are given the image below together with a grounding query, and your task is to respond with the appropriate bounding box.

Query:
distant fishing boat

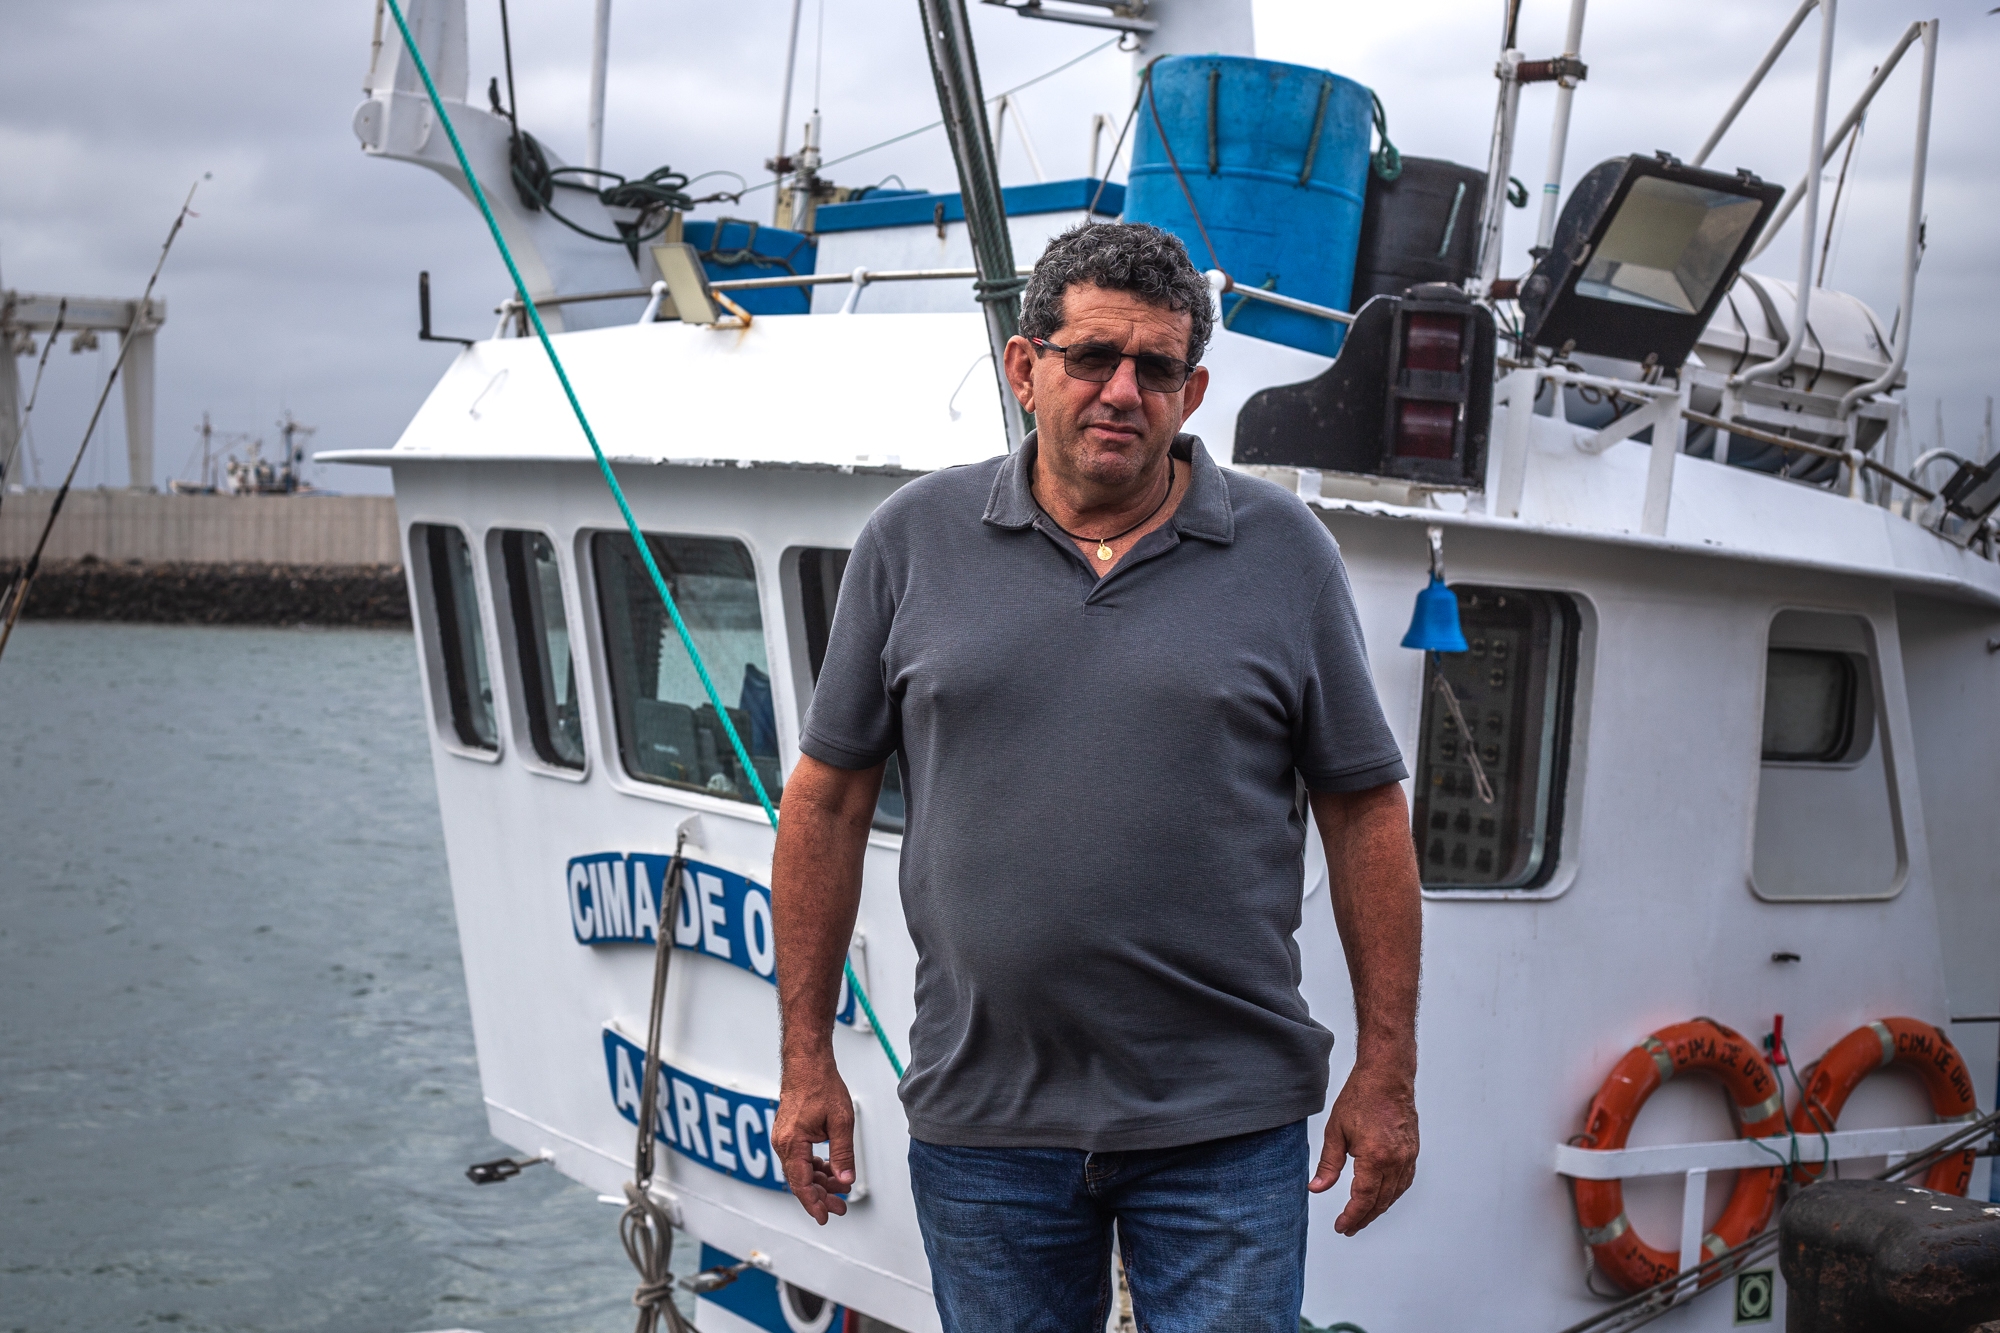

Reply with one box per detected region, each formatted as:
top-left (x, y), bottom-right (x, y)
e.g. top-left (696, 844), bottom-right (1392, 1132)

top-left (330, 2), bottom-right (1997, 1329)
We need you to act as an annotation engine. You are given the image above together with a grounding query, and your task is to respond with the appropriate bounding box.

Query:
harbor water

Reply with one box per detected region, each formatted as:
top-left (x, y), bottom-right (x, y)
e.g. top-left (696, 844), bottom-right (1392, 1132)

top-left (0, 622), bottom-right (688, 1332)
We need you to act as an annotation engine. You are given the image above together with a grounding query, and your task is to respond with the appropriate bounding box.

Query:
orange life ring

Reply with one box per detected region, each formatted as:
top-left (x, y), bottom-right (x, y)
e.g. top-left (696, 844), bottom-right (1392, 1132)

top-left (1793, 1017), bottom-right (1979, 1194)
top-left (1571, 1019), bottom-right (1787, 1293)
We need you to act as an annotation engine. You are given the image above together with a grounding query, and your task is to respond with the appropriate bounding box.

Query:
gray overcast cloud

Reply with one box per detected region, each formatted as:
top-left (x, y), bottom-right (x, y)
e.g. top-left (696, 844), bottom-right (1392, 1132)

top-left (3, 1), bottom-right (1993, 495)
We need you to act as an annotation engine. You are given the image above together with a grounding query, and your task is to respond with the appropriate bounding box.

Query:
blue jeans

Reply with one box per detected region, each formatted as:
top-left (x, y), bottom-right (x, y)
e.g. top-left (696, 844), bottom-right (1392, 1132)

top-left (908, 1121), bottom-right (1310, 1333)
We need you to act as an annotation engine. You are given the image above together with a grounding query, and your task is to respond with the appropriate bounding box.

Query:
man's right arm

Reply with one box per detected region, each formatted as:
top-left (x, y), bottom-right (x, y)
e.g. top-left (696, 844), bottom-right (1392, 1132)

top-left (770, 753), bottom-right (886, 1224)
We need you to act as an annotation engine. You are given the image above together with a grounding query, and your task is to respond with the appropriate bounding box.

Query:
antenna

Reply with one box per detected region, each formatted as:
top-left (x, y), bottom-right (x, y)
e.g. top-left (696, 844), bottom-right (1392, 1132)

top-left (771, 0), bottom-right (806, 225)
top-left (586, 0), bottom-right (612, 172)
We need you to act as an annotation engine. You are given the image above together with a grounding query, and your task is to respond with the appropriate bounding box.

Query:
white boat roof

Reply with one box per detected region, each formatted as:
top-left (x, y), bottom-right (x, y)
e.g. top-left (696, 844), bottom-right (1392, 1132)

top-left (321, 312), bottom-right (1008, 475)
top-left (322, 309), bottom-right (2000, 611)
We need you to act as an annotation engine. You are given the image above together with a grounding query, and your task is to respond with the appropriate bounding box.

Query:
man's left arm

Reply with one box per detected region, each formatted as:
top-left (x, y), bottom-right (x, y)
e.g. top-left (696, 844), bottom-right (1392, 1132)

top-left (1307, 780), bottom-right (1422, 1235)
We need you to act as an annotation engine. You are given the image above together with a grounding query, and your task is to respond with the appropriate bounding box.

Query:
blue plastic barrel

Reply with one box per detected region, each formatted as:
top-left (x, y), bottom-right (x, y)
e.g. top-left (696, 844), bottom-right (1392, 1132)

top-left (1124, 55), bottom-right (1373, 357)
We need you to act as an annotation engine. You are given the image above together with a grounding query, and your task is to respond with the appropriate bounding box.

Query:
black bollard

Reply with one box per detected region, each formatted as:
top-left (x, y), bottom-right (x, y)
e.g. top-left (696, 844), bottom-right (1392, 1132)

top-left (1780, 1179), bottom-right (2000, 1331)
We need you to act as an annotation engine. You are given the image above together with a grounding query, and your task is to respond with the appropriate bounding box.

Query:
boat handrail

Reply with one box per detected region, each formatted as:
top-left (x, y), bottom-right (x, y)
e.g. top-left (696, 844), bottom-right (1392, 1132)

top-left (498, 265), bottom-right (1037, 315)
top-left (1204, 270), bottom-right (1357, 326)
top-left (501, 265), bottom-right (1362, 326)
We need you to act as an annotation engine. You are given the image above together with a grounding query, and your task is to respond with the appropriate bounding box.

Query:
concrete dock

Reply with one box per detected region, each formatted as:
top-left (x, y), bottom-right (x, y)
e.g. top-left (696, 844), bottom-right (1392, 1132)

top-left (0, 492), bottom-right (408, 626)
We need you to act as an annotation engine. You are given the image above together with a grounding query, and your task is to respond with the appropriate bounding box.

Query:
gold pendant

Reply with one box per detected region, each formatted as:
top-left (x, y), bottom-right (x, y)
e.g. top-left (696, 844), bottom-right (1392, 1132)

top-left (1096, 543), bottom-right (1114, 561)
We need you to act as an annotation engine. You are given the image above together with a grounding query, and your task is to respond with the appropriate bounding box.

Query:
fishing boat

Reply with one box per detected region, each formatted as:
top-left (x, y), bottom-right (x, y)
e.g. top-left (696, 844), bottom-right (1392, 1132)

top-left (328, 2), bottom-right (1999, 1328)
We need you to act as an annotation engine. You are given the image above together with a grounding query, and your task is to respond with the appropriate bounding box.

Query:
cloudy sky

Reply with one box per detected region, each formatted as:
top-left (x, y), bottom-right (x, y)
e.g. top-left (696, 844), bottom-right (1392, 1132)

top-left (3, 0), bottom-right (1993, 495)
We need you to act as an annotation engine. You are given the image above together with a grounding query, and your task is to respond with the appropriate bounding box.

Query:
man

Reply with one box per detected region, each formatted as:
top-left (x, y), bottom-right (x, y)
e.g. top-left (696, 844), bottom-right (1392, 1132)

top-left (771, 222), bottom-right (1420, 1332)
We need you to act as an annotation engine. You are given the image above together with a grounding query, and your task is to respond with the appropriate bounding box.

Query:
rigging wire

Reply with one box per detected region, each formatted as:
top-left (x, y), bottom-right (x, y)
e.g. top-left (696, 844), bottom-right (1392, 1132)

top-left (1142, 62), bottom-right (1222, 274)
top-left (1085, 60), bottom-right (1150, 217)
top-left (0, 181), bottom-right (201, 664)
top-left (382, 5), bottom-right (907, 1319)
top-left (375, 0), bottom-right (902, 1080)
top-left (496, 0), bottom-right (520, 137)
top-left (1817, 106), bottom-right (1866, 288)
top-left (738, 36), bottom-right (1119, 199)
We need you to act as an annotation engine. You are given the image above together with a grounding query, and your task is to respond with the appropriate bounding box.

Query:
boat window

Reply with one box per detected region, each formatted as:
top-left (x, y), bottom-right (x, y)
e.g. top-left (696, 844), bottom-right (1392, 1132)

top-left (498, 530), bottom-right (585, 770)
top-left (413, 523), bottom-right (498, 752)
top-left (594, 532), bottom-right (782, 806)
top-left (1411, 587), bottom-right (1578, 891)
top-left (1752, 611), bottom-right (1904, 900)
top-left (1761, 650), bottom-right (1858, 763)
top-left (793, 546), bottom-right (905, 835)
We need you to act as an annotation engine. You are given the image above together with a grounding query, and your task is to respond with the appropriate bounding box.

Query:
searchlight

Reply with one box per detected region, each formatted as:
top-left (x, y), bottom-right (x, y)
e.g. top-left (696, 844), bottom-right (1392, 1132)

top-left (1517, 153), bottom-right (1782, 369)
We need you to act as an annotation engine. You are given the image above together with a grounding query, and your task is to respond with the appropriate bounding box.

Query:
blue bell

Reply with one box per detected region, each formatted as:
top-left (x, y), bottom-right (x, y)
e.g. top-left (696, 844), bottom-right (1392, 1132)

top-left (1401, 525), bottom-right (1468, 652)
top-left (1401, 574), bottom-right (1468, 652)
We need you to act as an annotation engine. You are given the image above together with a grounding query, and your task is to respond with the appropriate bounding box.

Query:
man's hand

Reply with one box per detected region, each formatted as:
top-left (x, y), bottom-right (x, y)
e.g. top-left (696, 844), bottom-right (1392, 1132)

top-left (1310, 1057), bottom-right (1419, 1234)
top-left (773, 1050), bottom-right (857, 1225)
top-left (771, 755), bottom-right (884, 1226)
top-left (1308, 782), bottom-right (1423, 1236)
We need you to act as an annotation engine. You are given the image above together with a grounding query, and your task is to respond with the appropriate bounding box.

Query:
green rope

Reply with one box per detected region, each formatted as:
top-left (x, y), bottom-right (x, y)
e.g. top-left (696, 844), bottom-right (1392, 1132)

top-left (382, 0), bottom-right (903, 1081)
top-left (1368, 91), bottom-right (1401, 183)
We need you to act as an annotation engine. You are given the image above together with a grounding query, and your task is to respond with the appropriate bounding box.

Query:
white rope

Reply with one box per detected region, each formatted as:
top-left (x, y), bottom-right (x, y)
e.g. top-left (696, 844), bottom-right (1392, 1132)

top-left (1431, 668), bottom-right (1496, 805)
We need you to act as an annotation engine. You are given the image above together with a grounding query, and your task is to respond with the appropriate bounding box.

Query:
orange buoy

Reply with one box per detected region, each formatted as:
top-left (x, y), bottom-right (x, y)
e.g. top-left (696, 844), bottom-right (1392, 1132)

top-left (1793, 1018), bottom-right (1979, 1194)
top-left (1571, 1019), bottom-right (1787, 1293)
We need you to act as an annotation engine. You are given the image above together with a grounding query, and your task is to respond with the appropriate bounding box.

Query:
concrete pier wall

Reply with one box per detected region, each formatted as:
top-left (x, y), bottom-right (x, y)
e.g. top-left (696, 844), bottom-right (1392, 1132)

top-left (0, 491), bottom-right (401, 565)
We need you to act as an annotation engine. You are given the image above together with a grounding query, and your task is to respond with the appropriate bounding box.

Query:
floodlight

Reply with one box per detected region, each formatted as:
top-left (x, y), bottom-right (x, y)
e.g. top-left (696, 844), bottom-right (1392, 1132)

top-left (1517, 154), bottom-right (1782, 368)
top-left (1938, 455), bottom-right (2000, 527)
top-left (651, 242), bottom-right (718, 325)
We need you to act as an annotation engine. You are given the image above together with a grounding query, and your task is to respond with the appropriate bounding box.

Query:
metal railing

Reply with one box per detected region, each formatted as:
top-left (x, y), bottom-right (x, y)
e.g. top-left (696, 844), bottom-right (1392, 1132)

top-left (498, 265), bottom-right (1034, 319)
top-left (497, 264), bottom-right (1365, 332)
top-left (1206, 271), bottom-right (1357, 326)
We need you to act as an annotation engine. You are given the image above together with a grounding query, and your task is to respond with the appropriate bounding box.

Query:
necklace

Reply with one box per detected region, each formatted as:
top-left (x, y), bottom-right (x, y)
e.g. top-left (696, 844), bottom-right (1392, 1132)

top-left (1038, 456), bottom-right (1176, 562)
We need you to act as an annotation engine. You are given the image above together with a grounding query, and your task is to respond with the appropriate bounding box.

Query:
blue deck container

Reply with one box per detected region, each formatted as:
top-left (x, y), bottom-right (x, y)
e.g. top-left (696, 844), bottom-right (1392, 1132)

top-left (680, 219), bottom-right (817, 315)
top-left (1124, 55), bottom-right (1373, 357)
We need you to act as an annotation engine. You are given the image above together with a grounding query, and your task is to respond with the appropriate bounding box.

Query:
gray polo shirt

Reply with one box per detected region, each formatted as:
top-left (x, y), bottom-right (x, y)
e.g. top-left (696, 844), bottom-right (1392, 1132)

top-left (800, 432), bottom-right (1406, 1151)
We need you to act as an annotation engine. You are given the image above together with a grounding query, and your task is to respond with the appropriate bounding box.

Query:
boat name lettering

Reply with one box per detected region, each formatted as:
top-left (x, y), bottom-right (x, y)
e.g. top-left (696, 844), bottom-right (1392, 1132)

top-left (602, 1029), bottom-right (787, 1193)
top-left (567, 852), bottom-right (857, 1025)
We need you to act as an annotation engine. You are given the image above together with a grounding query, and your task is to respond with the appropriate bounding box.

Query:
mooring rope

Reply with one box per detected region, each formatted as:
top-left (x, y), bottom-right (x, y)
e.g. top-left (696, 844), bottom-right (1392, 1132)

top-left (379, 0), bottom-right (903, 1082)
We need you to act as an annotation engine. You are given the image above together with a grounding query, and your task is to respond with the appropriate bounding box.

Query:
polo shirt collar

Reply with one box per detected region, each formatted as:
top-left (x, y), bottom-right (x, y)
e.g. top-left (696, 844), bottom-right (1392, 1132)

top-left (982, 430), bottom-right (1235, 546)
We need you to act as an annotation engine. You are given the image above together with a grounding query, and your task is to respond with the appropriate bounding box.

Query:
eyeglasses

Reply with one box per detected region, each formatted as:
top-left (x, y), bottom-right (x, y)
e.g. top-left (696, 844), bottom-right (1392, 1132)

top-left (1029, 337), bottom-right (1195, 394)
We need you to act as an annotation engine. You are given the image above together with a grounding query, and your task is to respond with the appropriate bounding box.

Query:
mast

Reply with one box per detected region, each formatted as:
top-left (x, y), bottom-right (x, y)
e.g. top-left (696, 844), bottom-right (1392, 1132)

top-left (914, 0), bottom-right (1027, 451)
top-left (1140, 0), bottom-right (1253, 62)
top-left (1475, 1), bottom-right (1526, 290)
top-left (1532, 0), bottom-right (1588, 252)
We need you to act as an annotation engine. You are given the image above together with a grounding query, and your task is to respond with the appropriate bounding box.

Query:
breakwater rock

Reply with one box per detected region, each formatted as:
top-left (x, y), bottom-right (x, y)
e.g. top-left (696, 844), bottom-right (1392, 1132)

top-left (1, 559), bottom-right (410, 627)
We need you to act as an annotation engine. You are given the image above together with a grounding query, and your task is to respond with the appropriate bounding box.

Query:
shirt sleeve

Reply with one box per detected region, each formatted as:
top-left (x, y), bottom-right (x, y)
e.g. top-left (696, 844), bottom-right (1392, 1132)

top-left (1294, 554), bottom-right (1409, 793)
top-left (799, 520), bottom-right (900, 770)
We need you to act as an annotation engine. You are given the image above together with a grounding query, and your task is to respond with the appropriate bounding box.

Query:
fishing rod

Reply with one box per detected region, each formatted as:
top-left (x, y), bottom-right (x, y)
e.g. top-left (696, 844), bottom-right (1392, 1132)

top-left (0, 178), bottom-right (203, 664)
top-left (0, 298), bottom-right (66, 516)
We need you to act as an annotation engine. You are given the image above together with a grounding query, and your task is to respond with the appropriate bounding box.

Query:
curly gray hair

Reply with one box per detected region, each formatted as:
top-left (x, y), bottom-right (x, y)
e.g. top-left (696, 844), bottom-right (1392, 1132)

top-left (1018, 222), bottom-right (1215, 366)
